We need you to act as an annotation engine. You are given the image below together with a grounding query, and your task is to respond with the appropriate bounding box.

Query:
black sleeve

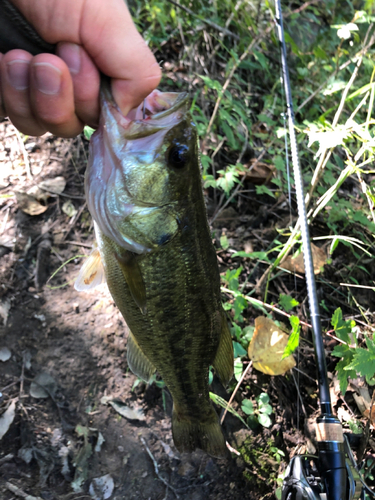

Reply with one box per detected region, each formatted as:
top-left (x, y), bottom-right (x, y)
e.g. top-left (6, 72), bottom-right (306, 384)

top-left (0, 0), bottom-right (55, 55)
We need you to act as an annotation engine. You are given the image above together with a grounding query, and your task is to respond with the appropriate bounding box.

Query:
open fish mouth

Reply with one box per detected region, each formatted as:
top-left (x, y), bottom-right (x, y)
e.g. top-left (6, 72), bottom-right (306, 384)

top-left (101, 84), bottom-right (189, 139)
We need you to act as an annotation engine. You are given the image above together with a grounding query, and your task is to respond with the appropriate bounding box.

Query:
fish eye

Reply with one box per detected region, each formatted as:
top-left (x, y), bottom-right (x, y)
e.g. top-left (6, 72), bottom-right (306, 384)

top-left (168, 145), bottom-right (189, 169)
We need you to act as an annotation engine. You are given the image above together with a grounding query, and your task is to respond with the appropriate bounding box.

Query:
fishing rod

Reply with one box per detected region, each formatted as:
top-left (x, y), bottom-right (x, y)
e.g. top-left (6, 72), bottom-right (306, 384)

top-left (274, 2), bottom-right (374, 500)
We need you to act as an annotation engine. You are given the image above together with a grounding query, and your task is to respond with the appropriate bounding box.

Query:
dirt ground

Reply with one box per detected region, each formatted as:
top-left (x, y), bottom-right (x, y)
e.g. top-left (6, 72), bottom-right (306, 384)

top-left (0, 118), bottom-right (374, 500)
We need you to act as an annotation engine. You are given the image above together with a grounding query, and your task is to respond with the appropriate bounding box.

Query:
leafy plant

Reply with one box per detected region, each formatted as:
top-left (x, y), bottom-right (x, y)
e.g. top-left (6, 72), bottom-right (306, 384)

top-left (241, 392), bottom-right (273, 428)
top-left (331, 308), bottom-right (375, 393)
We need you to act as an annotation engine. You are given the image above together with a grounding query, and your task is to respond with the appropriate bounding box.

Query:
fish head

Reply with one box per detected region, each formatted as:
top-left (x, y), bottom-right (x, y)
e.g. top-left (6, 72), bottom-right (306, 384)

top-left (86, 88), bottom-right (200, 253)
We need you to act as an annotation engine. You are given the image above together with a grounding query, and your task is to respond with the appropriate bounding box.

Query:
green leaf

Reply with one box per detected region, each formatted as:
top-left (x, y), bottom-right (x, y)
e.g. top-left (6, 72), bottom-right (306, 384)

top-left (233, 341), bottom-right (247, 357)
top-left (209, 392), bottom-right (248, 428)
top-left (231, 251), bottom-right (270, 261)
top-left (259, 403), bottom-right (273, 415)
top-left (282, 316), bottom-right (300, 358)
top-left (234, 358), bottom-right (243, 381)
top-left (279, 294), bottom-right (299, 312)
top-left (257, 393), bottom-right (270, 405)
top-left (241, 399), bottom-right (254, 415)
top-left (255, 185), bottom-right (275, 198)
top-left (346, 345), bottom-right (375, 381)
top-left (234, 295), bottom-right (247, 321)
top-left (331, 308), bottom-right (355, 345)
top-left (83, 126), bottom-right (95, 140)
top-left (220, 234), bottom-right (229, 250)
top-left (258, 413), bottom-right (272, 428)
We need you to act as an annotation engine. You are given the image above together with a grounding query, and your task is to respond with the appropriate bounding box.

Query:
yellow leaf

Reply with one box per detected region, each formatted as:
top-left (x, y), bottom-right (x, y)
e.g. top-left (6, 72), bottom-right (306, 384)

top-left (248, 316), bottom-right (296, 375)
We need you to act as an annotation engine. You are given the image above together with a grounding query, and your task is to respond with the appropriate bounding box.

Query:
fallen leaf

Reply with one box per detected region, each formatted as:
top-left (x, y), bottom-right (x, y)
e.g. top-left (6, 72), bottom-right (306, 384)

top-left (281, 243), bottom-right (327, 275)
top-left (38, 176), bottom-right (66, 195)
top-left (0, 347), bottom-right (11, 362)
top-left (30, 372), bottom-right (58, 399)
top-left (15, 191), bottom-right (47, 216)
top-left (0, 299), bottom-right (11, 326)
top-left (0, 400), bottom-right (16, 440)
top-left (364, 407), bottom-right (375, 425)
top-left (248, 316), bottom-right (296, 375)
top-left (241, 158), bottom-right (275, 184)
top-left (95, 432), bottom-right (105, 453)
top-left (72, 426), bottom-right (92, 492)
top-left (62, 200), bottom-right (77, 218)
top-left (89, 474), bottom-right (114, 500)
top-left (109, 400), bottom-right (146, 421)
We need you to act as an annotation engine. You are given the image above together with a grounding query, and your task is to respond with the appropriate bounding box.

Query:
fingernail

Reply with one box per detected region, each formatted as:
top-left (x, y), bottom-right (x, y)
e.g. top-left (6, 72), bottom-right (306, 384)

top-left (6, 60), bottom-right (29, 90)
top-left (58, 43), bottom-right (81, 75)
top-left (33, 62), bottom-right (62, 95)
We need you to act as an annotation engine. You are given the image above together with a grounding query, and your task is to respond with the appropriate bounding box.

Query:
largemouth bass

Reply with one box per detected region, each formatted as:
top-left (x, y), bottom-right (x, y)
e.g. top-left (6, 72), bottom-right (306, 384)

top-left (75, 85), bottom-right (234, 457)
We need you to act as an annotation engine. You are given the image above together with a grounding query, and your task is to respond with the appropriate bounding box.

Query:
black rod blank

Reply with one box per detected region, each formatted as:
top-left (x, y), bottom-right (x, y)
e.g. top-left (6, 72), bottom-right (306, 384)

top-left (273, 0), bottom-right (332, 415)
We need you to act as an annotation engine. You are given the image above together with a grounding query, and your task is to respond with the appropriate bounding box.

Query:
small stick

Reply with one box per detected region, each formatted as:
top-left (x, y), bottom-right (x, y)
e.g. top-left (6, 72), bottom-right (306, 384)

top-left (13, 127), bottom-right (32, 178)
top-left (141, 437), bottom-right (180, 499)
top-left (220, 361), bottom-right (252, 425)
top-left (5, 482), bottom-right (43, 500)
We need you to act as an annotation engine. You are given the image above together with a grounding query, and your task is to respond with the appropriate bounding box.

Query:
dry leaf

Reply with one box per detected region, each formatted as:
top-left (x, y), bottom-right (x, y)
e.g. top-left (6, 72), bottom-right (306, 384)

top-left (15, 191), bottom-right (48, 216)
top-left (0, 299), bottom-right (11, 326)
top-left (30, 372), bottom-right (58, 399)
top-left (364, 407), bottom-right (375, 425)
top-left (62, 200), bottom-right (77, 218)
top-left (241, 158), bottom-right (275, 184)
top-left (89, 474), bottom-right (114, 500)
top-left (0, 347), bottom-right (11, 362)
top-left (15, 177), bottom-right (66, 216)
top-left (0, 400), bottom-right (16, 440)
top-left (109, 400), bottom-right (146, 421)
top-left (248, 316), bottom-right (296, 375)
top-left (281, 243), bottom-right (327, 275)
top-left (38, 176), bottom-right (66, 195)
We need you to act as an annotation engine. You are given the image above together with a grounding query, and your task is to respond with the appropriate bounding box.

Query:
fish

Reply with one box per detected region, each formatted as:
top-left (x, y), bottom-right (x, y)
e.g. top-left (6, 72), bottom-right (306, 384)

top-left (75, 84), bottom-right (234, 458)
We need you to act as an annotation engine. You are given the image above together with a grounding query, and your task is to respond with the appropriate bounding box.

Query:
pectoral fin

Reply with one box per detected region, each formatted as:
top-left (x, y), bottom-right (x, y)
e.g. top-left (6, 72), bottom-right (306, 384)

top-left (115, 251), bottom-right (147, 314)
top-left (127, 331), bottom-right (156, 383)
top-left (74, 247), bottom-right (105, 292)
top-left (212, 311), bottom-right (234, 386)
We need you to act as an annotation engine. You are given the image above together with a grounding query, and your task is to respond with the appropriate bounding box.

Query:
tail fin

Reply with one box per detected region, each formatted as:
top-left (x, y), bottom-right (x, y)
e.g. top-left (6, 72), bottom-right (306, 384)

top-left (172, 405), bottom-right (227, 458)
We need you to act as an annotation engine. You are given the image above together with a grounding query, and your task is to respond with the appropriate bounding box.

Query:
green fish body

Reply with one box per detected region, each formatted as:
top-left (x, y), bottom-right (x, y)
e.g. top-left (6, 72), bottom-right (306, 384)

top-left (76, 87), bottom-right (233, 457)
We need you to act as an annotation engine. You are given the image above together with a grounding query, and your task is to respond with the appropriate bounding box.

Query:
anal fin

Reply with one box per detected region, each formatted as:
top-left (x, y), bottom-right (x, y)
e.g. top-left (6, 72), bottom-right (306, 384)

top-left (212, 311), bottom-right (234, 386)
top-left (127, 331), bottom-right (156, 383)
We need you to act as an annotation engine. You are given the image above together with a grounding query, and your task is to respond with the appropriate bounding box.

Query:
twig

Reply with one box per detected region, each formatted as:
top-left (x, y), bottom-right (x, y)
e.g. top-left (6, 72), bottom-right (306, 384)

top-left (291, 370), bottom-right (307, 416)
top-left (5, 482), bottom-right (43, 500)
top-left (59, 240), bottom-right (93, 249)
top-left (220, 361), bottom-right (252, 425)
top-left (13, 127), bottom-right (32, 178)
top-left (166, 0), bottom-right (240, 40)
top-left (0, 453), bottom-right (14, 465)
top-left (141, 437), bottom-right (180, 499)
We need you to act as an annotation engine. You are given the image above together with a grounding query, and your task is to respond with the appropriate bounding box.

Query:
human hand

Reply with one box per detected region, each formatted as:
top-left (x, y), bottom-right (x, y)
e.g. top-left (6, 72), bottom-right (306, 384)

top-left (0, 0), bottom-right (161, 137)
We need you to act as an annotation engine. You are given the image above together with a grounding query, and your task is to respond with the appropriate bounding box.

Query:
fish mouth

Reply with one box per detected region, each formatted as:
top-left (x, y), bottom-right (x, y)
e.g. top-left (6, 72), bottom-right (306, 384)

top-left (101, 82), bottom-right (189, 139)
